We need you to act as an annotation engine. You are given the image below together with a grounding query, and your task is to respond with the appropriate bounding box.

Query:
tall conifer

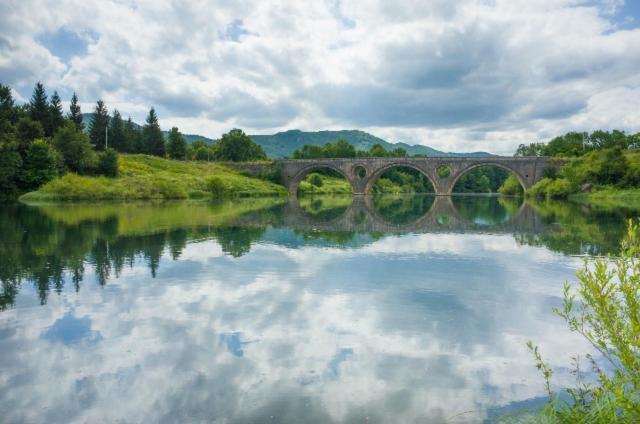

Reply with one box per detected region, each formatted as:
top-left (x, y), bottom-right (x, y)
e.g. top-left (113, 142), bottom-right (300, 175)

top-left (68, 92), bottom-right (84, 130)
top-left (49, 91), bottom-right (64, 136)
top-left (143, 108), bottom-right (165, 157)
top-left (89, 100), bottom-right (109, 150)
top-left (29, 82), bottom-right (50, 135)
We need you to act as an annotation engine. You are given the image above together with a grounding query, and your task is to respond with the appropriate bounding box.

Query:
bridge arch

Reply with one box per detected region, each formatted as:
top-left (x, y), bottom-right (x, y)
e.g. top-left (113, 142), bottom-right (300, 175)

top-left (289, 164), bottom-right (355, 195)
top-left (364, 162), bottom-right (436, 195)
top-left (448, 162), bottom-right (528, 195)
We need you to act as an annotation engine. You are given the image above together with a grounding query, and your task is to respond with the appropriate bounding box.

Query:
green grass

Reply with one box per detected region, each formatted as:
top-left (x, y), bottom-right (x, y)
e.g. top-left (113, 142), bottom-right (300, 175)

top-left (297, 172), bottom-right (352, 195)
top-left (19, 154), bottom-right (287, 201)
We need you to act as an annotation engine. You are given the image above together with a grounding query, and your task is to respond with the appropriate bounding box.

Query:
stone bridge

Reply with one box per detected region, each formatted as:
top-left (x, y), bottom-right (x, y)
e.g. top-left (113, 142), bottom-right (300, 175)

top-left (277, 156), bottom-right (555, 196)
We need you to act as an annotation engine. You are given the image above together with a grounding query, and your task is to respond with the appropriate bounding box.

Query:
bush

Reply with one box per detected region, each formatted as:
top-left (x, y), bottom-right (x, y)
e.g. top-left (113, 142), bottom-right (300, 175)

top-left (214, 129), bottom-right (267, 162)
top-left (0, 141), bottom-right (22, 198)
top-left (53, 122), bottom-right (96, 174)
top-left (207, 176), bottom-right (229, 197)
top-left (96, 148), bottom-right (119, 177)
top-left (498, 174), bottom-right (523, 196)
top-left (546, 178), bottom-right (573, 199)
top-left (527, 177), bottom-right (553, 198)
top-left (19, 139), bottom-right (60, 190)
top-left (309, 173), bottom-right (323, 187)
top-left (528, 221), bottom-right (640, 422)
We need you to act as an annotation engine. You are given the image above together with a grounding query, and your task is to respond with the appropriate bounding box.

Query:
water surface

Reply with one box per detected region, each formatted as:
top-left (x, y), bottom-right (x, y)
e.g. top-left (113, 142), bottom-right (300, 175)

top-left (0, 196), bottom-right (637, 423)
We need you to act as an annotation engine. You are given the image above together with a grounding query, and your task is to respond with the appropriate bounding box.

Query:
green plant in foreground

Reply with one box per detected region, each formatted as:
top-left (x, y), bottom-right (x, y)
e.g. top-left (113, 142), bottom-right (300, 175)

top-left (527, 220), bottom-right (640, 423)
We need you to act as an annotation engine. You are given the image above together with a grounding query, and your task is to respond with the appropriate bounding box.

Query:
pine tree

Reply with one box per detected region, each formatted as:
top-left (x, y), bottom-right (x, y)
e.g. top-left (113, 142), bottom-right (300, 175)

top-left (48, 91), bottom-right (64, 136)
top-left (108, 110), bottom-right (125, 152)
top-left (167, 127), bottom-right (187, 160)
top-left (68, 92), bottom-right (84, 130)
top-left (142, 107), bottom-right (165, 157)
top-left (89, 100), bottom-right (110, 150)
top-left (29, 82), bottom-right (50, 136)
top-left (123, 117), bottom-right (141, 153)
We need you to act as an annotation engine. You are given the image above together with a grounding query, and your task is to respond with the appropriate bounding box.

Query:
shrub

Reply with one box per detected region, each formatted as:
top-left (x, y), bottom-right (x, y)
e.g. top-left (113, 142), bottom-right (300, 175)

top-left (528, 221), bottom-right (640, 422)
top-left (207, 176), bottom-right (228, 197)
top-left (527, 178), bottom-right (553, 198)
top-left (53, 122), bottom-right (96, 174)
top-left (309, 173), bottom-right (323, 187)
top-left (0, 140), bottom-right (22, 197)
top-left (96, 148), bottom-right (119, 177)
top-left (19, 139), bottom-right (60, 190)
top-left (498, 174), bottom-right (524, 196)
top-left (546, 178), bottom-right (573, 199)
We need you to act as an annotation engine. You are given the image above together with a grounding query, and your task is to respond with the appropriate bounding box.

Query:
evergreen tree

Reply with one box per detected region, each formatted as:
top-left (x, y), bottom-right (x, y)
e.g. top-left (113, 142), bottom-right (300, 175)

top-left (48, 91), bottom-right (64, 136)
top-left (16, 117), bottom-right (44, 155)
top-left (108, 110), bottom-right (125, 152)
top-left (123, 117), bottom-right (140, 153)
top-left (167, 126), bottom-right (187, 160)
top-left (97, 148), bottom-right (119, 177)
top-left (68, 92), bottom-right (84, 130)
top-left (0, 140), bottom-right (22, 198)
top-left (142, 108), bottom-right (165, 156)
top-left (0, 84), bottom-right (16, 125)
top-left (29, 82), bottom-right (50, 136)
top-left (89, 100), bottom-right (109, 150)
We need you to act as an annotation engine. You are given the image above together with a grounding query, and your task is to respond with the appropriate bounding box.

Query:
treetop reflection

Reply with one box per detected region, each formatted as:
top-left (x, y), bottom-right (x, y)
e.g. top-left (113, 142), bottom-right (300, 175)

top-left (0, 196), bottom-right (638, 310)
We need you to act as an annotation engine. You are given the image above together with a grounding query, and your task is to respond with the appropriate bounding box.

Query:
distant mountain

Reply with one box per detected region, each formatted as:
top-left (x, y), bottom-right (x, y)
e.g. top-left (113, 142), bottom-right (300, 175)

top-left (80, 114), bottom-right (492, 158)
top-left (250, 129), bottom-right (492, 158)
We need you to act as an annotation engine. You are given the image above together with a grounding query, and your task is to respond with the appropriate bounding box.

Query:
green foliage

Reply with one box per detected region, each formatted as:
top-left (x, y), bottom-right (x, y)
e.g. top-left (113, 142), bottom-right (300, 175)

top-left (298, 172), bottom-right (352, 195)
top-left (498, 174), bottom-right (524, 196)
top-left (48, 91), bottom-right (64, 136)
top-left (528, 221), bottom-right (640, 422)
top-left (437, 165), bottom-right (451, 178)
top-left (214, 128), bottom-right (266, 162)
top-left (108, 110), bottom-right (126, 152)
top-left (68, 92), bottom-right (83, 130)
top-left (28, 82), bottom-right (51, 136)
top-left (454, 166), bottom-right (510, 193)
top-left (19, 139), bottom-right (60, 190)
top-left (96, 148), bottom-right (119, 177)
top-left (89, 100), bottom-right (109, 151)
top-left (16, 116), bottom-right (44, 154)
top-left (0, 141), bottom-right (22, 198)
top-left (167, 127), bottom-right (187, 160)
top-left (515, 130), bottom-right (636, 158)
top-left (142, 107), bottom-right (165, 157)
top-left (53, 122), bottom-right (96, 174)
top-left (372, 167), bottom-right (434, 194)
top-left (123, 117), bottom-right (141, 153)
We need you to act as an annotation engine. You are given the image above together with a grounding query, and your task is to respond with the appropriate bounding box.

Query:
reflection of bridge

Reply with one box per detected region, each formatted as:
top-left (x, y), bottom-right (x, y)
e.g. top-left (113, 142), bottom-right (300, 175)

top-left (282, 196), bottom-right (544, 235)
top-left (278, 157), bottom-right (555, 195)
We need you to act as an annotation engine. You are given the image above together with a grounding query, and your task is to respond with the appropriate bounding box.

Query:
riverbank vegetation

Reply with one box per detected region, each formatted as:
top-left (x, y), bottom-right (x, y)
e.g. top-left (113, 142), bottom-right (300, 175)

top-left (519, 131), bottom-right (640, 201)
top-left (20, 155), bottom-right (285, 201)
top-left (525, 220), bottom-right (640, 423)
top-left (0, 82), bottom-right (269, 200)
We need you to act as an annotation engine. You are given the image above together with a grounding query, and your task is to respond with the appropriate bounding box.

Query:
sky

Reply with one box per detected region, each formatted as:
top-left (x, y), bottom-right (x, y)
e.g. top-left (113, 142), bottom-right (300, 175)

top-left (1, 0), bottom-right (639, 154)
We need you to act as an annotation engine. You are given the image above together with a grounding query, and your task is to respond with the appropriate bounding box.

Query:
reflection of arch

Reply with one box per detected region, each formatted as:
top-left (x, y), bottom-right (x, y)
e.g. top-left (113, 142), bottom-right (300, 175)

top-left (364, 162), bottom-right (436, 195)
top-left (290, 165), bottom-right (354, 195)
top-left (448, 162), bottom-right (527, 195)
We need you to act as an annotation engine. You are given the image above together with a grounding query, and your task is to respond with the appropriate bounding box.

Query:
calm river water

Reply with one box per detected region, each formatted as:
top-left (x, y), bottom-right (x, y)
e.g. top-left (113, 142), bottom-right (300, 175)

top-left (0, 195), bottom-right (637, 423)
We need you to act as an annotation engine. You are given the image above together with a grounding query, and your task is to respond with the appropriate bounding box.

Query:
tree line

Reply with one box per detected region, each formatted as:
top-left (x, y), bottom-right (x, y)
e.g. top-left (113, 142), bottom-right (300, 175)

top-left (516, 130), bottom-right (640, 199)
top-left (0, 82), bottom-right (268, 198)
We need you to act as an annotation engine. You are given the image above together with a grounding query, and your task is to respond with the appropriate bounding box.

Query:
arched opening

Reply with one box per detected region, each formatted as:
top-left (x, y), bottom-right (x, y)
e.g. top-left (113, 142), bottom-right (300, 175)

top-left (295, 166), bottom-right (353, 196)
top-left (298, 196), bottom-right (352, 221)
top-left (369, 165), bottom-right (435, 195)
top-left (452, 196), bottom-right (523, 226)
top-left (371, 195), bottom-right (435, 225)
top-left (451, 165), bottom-right (525, 196)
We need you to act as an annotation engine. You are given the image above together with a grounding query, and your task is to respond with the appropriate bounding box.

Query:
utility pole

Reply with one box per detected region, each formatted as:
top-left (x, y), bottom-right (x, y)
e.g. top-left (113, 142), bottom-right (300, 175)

top-left (105, 125), bottom-right (108, 149)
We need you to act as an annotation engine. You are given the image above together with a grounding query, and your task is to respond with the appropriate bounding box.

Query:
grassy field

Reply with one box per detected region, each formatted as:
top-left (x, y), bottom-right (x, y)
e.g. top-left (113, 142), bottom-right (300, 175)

top-left (297, 172), bottom-right (352, 195)
top-left (20, 154), bottom-right (287, 201)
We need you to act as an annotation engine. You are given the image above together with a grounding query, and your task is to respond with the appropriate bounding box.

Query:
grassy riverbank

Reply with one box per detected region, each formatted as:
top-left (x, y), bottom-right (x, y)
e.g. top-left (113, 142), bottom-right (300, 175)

top-left (19, 155), bottom-right (286, 201)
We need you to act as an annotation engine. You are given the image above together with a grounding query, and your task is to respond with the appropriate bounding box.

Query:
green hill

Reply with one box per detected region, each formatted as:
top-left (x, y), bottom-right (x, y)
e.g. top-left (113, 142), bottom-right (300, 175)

top-left (81, 114), bottom-right (492, 158)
